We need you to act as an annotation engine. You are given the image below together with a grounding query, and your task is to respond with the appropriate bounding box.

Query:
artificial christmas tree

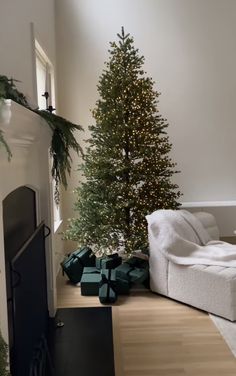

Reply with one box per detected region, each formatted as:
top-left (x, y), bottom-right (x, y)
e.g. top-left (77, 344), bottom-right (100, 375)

top-left (65, 28), bottom-right (181, 255)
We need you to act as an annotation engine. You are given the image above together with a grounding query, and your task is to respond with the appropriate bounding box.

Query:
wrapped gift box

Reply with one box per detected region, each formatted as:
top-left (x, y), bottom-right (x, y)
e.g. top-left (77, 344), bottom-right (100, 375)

top-left (61, 246), bottom-right (95, 284)
top-left (60, 251), bottom-right (84, 284)
top-left (77, 246), bottom-right (96, 267)
top-left (115, 277), bottom-right (130, 295)
top-left (96, 253), bottom-right (122, 270)
top-left (129, 267), bottom-right (149, 284)
top-left (115, 263), bottom-right (132, 282)
top-left (83, 267), bottom-right (100, 274)
top-left (126, 257), bottom-right (149, 286)
top-left (80, 273), bottom-right (101, 296)
top-left (99, 269), bottom-right (117, 304)
top-left (115, 262), bottom-right (149, 285)
top-left (126, 256), bottom-right (149, 269)
top-left (101, 269), bottom-right (116, 283)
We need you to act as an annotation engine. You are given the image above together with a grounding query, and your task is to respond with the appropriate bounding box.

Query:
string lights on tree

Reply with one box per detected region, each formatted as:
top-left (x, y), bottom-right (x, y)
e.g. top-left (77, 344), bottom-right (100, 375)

top-left (65, 27), bottom-right (182, 255)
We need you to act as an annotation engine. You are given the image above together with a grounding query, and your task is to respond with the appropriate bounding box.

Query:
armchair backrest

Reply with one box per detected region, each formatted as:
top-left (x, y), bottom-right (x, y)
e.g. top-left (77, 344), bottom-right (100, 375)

top-left (148, 210), bottom-right (220, 295)
top-left (192, 212), bottom-right (220, 240)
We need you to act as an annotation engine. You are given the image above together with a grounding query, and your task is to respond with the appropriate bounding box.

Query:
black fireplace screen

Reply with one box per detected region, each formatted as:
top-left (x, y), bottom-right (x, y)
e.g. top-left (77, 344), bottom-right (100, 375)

top-left (10, 222), bottom-right (49, 376)
top-left (3, 186), bottom-right (50, 375)
top-left (3, 186), bottom-right (36, 263)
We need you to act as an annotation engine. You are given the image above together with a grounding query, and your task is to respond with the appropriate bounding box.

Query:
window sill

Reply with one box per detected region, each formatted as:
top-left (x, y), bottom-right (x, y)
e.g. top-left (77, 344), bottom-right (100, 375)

top-left (54, 219), bottom-right (63, 234)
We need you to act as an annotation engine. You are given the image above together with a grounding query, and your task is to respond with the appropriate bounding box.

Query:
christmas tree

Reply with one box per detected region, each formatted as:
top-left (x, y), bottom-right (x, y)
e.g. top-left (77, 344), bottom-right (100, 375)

top-left (65, 28), bottom-right (181, 255)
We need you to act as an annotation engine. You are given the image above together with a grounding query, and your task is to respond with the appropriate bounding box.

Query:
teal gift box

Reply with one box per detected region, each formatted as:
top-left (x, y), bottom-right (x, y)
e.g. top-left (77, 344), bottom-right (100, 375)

top-left (83, 267), bottom-right (99, 274)
top-left (77, 246), bottom-right (96, 267)
top-left (115, 262), bottom-right (149, 285)
top-left (115, 263), bottom-right (132, 282)
top-left (96, 253), bottom-right (122, 270)
top-left (80, 273), bottom-right (101, 296)
top-left (126, 257), bottom-right (149, 286)
top-left (116, 277), bottom-right (130, 295)
top-left (99, 269), bottom-right (117, 304)
top-left (129, 267), bottom-right (149, 284)
top-left (126, 256), bottom-right (149, 269)
top-left (61, 246), bottom-right (96, 284)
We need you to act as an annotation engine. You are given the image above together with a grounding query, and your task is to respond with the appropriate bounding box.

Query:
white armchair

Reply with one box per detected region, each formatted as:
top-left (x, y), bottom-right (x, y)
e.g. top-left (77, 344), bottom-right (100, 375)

top-left (148, 211), bottom-right (236, 321)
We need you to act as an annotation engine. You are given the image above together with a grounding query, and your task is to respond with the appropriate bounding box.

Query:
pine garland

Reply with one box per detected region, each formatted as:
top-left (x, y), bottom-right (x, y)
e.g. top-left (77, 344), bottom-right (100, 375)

top-left (0, 76), bottom-right (29, 107)
top-left (0, 130), bottom-right (12, 161)
top-left (35, 110), bottom-right (83, 203)
top-left (65, 28), bottom-right (182, 255)
top-left (0, 75), bottom-right (83, 203)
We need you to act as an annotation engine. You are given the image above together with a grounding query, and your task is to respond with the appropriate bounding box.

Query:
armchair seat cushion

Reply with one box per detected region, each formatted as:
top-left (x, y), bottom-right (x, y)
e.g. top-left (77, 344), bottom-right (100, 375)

top-left (168, 263), bottom-right (236, 321)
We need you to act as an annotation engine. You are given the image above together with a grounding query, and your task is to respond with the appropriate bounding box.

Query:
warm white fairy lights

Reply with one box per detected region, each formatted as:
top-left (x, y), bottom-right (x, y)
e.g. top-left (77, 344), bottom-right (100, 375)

top-left (65, 29), bottom-right (181, 255)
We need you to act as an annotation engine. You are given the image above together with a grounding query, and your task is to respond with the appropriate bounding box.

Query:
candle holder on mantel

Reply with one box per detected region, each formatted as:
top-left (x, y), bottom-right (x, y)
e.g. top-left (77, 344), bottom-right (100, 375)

top-left (42, 91), bottom-right (56, 113)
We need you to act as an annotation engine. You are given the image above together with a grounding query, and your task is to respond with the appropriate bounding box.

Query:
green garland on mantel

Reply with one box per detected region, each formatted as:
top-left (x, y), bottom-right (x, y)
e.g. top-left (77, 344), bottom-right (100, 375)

top-left (0, 75), bottom-right (83, 204)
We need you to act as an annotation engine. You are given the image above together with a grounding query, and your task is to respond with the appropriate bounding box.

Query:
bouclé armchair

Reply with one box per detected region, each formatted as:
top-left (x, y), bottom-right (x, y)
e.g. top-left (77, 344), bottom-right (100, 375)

top-left (147, 210), bottom-right (236, 321)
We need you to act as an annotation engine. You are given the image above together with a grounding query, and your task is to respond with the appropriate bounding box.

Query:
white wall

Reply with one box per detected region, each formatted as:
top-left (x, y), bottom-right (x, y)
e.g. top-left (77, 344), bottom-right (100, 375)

top-left (0, 0), bottom-right (56, 103)
top-left (0, 0), bottom-right (64, 339)
top-left (56, 0), bottom-right (236, 223)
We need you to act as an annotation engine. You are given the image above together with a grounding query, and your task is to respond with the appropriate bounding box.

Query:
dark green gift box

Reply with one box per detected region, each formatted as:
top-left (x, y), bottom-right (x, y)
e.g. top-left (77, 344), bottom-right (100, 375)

top-left (129, 267), bottom-right (149, 284)
top-left (115, 262), bottom-right (149, 285)
top-left (96, 253), bottom-right (122, 270)
top-left (115, 263), bottom-right (132, 282)
top-left (99, 269), bottom-right (117, 304)
top-left (60, 255), bottom-right (83, 284)
top-left (77, 246), bottom-right (96, 267)
top-left (80, 273), bottom-right (101, 296)
top-left (126, 256), bottom-right (149, 269)
top-left (115, 277), bottom-right (130, 295)
top-left (61, 246), bottom-right (95, 284)
top-left (83, 267), bottom-right (99, 274)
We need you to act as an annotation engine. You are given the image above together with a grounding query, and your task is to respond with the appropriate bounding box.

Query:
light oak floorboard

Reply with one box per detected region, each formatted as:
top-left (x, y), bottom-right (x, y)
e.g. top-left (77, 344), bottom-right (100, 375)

top-left (57, 274), bottom-right (236, 375)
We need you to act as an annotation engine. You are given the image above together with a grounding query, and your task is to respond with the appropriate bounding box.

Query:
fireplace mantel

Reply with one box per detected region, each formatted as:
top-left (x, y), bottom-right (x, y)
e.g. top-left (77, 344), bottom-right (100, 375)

top-left (0, 101), bottom-right (56, 342)
top-left (1, 100), bottom-right (51, 154)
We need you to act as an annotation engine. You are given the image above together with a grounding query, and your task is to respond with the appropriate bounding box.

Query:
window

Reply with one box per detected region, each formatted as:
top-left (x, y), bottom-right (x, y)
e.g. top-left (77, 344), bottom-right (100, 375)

top-left (34, 40), bottom-right (61, 231)
top-left (35, 40), bottom-right (55, 111)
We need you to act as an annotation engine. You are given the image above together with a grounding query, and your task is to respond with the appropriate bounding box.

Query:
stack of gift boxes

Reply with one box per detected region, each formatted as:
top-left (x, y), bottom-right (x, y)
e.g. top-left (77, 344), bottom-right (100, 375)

top-left (61, 247), bottom-right (149, 304)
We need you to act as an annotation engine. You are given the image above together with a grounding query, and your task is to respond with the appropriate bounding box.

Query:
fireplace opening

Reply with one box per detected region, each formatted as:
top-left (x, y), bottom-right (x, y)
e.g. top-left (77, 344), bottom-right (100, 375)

top-left (3, 186), bottom-right (37, 263)
top-left (3, 186), bottom-right (49, 376)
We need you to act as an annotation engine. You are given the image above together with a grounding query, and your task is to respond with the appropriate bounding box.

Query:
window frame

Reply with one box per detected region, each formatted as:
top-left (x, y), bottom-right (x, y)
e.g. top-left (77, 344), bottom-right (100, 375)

top-left (34, 38), bottom-right (62, 232)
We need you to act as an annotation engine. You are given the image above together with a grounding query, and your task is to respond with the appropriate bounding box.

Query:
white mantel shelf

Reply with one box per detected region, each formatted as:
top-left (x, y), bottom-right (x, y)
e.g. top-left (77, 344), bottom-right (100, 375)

top-left (0, 100), bottom-right (52, 152)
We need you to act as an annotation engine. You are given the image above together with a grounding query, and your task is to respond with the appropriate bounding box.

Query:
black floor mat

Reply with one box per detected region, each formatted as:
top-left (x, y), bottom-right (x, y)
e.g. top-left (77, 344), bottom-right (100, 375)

top-left (47, 307), bottom-right (115, 376)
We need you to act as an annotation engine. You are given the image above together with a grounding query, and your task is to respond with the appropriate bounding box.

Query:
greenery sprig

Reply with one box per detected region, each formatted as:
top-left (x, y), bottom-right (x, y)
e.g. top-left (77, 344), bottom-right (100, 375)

top-left (0, 76), bottom-right (29, 107)
top-left (0, 75), bottom-right (83, 203)
top-left (35, 110), bottom-right (83, 203)
top-left (0, 130), bottom-right (12, 161)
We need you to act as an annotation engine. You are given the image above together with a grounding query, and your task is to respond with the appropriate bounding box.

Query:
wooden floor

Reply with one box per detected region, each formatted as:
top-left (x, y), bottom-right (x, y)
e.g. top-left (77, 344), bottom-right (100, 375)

top-left (57, 274), bottom-right (236, 376)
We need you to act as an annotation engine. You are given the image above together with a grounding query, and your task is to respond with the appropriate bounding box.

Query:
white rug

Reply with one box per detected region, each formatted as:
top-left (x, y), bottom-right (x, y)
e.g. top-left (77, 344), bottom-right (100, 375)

top-left (209, 314), bottom-right (236, 357)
